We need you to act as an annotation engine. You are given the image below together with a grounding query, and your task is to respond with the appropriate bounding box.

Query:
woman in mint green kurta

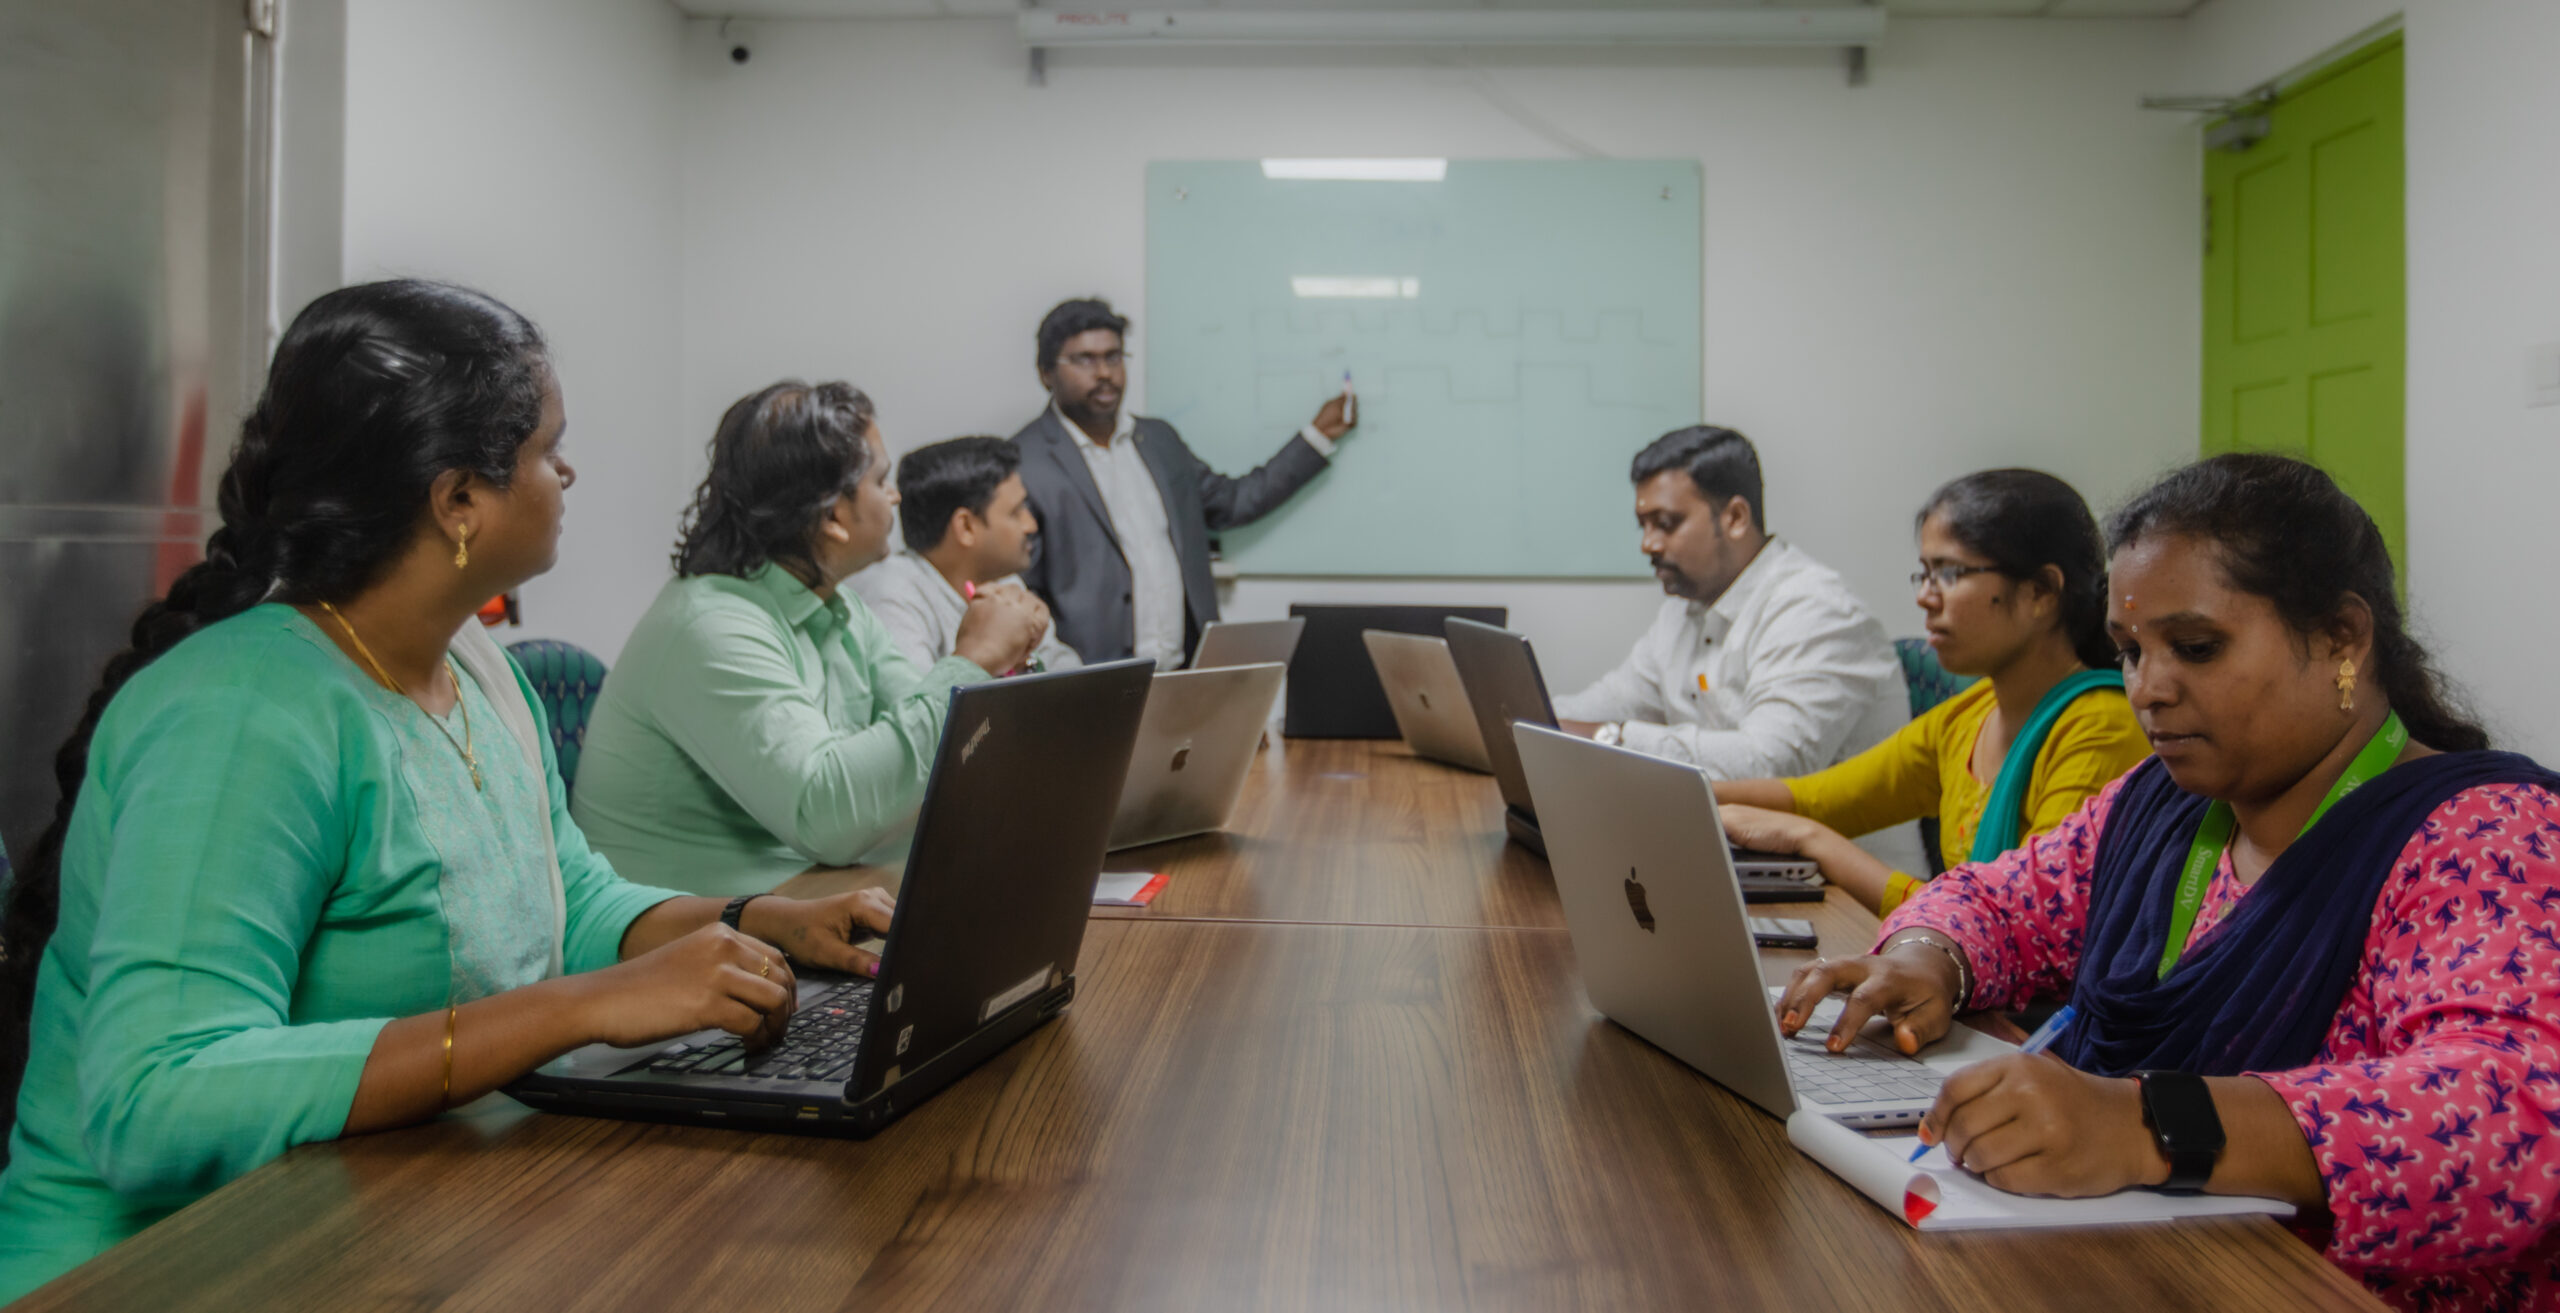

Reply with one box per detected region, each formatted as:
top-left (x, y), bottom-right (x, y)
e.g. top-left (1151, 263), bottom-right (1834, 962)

top-left (571, 380), bottom-right (1050, 896)
top-left (0, 282), bottom-right (901, 1301)
top-left (0, 607), bottom-right (672, 1287)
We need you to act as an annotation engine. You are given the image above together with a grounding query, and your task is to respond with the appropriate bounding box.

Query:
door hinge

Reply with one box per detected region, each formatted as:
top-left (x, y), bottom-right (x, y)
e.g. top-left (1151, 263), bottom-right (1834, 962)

top-left (246, 0), bottom-right (276, 38)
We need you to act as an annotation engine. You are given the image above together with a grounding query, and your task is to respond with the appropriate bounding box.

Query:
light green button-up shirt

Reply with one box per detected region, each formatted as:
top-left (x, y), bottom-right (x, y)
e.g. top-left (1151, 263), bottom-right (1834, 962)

top-left (571, 563), bottom-right (987, 895)
top-left (0, 605), bottom-right (683, 1301)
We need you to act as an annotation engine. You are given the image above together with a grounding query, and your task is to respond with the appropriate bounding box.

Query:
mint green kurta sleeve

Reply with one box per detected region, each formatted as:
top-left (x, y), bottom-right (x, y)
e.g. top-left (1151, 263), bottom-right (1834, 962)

top-left (640, 590), bottom-right (983, 869)
top-left (69, 685), bottom-right (385, 1200)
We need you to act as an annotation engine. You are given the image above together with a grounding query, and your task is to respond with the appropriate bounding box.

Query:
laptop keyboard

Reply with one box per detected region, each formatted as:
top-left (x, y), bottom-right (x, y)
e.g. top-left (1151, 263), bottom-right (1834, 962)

top-left (641, 979), bottom-right (875, 1084)
top-left (1780, 1028), bottom-right (1946, 1105)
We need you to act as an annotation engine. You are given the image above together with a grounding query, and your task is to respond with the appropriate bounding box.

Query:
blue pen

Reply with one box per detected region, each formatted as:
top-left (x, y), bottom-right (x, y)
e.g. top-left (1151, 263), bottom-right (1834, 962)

top-left (1909, 1004), bottom-right (2078, 1163)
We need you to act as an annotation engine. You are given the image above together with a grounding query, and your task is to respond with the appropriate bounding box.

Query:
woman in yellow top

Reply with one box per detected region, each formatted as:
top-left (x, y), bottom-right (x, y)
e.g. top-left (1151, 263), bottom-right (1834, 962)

top-left (1714, 469), bottom-right (2150, 915)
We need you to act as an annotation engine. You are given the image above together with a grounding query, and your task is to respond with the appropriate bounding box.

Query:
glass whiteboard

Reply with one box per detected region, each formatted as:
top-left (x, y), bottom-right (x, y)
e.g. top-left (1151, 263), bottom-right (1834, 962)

top-left (1144, 159), bottom-right (1701, 578)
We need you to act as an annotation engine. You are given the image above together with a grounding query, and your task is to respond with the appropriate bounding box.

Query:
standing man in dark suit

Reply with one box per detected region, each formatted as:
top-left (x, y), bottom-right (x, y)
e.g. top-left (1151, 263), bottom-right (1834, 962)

top-left (1010, 297), bottom-right (1354, 666)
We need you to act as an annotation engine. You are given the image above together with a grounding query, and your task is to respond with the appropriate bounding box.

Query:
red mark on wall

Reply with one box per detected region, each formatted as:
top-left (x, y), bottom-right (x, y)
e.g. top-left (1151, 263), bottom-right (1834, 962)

top-left (153, 386), bottom-right (208, 595)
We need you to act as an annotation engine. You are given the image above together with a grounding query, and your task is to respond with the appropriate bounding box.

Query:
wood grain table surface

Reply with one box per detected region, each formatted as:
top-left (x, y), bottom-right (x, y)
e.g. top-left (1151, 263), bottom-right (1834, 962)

top-left (16, 738), bottom-right (2380, 1312)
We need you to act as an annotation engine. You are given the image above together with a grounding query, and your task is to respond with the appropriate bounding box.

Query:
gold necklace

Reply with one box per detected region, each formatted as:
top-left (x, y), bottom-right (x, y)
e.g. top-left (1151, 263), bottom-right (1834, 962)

top-left (317, 600), bottom-right (482, 791)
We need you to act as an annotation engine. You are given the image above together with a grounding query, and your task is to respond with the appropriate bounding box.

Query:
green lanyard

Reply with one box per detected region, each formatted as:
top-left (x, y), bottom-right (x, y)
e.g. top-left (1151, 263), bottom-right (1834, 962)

top-left (2156, 712), bottom-right (2407, 981)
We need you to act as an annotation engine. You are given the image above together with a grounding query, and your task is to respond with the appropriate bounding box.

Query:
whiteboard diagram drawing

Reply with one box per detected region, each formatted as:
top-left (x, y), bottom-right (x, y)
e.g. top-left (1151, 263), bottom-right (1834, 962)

top-left (1145, 159), bottom-right (1702, 578)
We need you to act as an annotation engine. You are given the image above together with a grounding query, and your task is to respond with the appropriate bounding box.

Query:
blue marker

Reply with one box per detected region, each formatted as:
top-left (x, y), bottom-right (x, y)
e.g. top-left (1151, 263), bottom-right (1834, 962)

top-left (1909, 1004), bottom-right (2077, 1163)
top-left (1341, 369), bottom-right (1356, 426)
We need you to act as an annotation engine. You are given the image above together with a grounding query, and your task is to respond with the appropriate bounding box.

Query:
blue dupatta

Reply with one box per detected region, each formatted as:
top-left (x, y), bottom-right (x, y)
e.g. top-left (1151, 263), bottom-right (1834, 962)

top-left (2051, 750), bottom-right (2560, 1077)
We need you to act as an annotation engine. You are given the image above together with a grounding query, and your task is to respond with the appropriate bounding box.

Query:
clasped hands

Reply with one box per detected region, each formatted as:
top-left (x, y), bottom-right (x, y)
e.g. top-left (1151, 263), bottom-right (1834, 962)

top-left (1775, 948), bottom-right (2170, 1197)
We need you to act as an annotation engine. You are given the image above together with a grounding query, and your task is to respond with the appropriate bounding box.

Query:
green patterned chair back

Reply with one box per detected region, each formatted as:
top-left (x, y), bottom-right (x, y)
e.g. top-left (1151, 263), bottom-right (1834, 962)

top-left (1893, 637), bottom-right (1975, 718)
top-left (1892, 637), bottom-right (1975, 877)
top-left (507, 639), bottom-right (609, 794)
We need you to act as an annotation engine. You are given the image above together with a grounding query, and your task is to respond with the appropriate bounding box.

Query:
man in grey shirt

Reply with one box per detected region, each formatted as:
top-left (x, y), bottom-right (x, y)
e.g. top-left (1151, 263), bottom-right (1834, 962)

top-left (848, 436), bottom-right (1081, 673)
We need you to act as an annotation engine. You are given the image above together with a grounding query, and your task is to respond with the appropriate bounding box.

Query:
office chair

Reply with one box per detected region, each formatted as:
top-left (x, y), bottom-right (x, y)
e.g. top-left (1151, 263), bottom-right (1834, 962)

top-left (1892, 637), bottom-right (1976, 877)
top-left (508, 639), bottom-right (609, 794)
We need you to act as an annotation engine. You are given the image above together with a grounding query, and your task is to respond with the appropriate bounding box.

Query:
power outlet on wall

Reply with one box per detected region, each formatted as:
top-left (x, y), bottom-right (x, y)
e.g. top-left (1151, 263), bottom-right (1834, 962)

top-left (2531, 343), bottom-right (2560, 410)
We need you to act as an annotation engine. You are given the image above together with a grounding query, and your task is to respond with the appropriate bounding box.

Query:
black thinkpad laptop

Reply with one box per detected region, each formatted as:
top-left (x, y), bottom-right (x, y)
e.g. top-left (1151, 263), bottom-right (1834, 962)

top-left (506, 659), bottom-right (1154, 1138)
top-left (1282, 603), bottom-right (1506, 738)
top-left (1441, 618), bottom-right (1822, 902)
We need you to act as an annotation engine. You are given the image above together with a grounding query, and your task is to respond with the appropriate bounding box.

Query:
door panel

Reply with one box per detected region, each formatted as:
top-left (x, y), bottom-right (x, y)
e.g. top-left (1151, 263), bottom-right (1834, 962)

top-left (0, 0), bottom-right (264, 861)
top-left (2203, 37), bottom-right (2405, 569)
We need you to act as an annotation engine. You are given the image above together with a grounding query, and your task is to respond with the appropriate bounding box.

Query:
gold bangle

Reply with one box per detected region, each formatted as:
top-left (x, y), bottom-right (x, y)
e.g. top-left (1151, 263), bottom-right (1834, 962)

top-left (441, 1002), bottom-right (458, 1107)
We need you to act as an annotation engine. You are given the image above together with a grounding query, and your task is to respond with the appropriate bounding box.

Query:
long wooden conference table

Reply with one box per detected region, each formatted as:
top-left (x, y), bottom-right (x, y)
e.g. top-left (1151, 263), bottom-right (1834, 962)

top-left (20, 738), bottom-right (2381, 1311)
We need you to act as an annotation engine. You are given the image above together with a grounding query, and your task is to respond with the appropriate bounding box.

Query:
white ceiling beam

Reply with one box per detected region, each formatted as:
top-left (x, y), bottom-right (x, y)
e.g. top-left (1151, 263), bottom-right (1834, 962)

top-left (1017, 8), bottom-right (1889, 49)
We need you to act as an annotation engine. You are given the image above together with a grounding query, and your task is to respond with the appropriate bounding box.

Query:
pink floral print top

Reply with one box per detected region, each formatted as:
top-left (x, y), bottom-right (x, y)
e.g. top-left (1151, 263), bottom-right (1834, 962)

top-left (1879, 776), bottom-right (2560, 1312)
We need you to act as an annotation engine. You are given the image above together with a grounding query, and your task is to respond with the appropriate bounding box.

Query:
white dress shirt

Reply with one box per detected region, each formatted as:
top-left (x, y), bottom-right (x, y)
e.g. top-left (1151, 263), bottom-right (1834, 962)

top-left (843, 550), bottom-right (1083, 673)
top-left (1553, 537), bottom-right (1922, 868)
top-left (1556, 538), bottom-right (1909, 775)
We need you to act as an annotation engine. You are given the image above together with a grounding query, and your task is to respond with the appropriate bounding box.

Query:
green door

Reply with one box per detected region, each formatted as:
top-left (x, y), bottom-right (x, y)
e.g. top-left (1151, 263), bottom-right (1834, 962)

top-left (2201, 36), bottom-right (2405, 567)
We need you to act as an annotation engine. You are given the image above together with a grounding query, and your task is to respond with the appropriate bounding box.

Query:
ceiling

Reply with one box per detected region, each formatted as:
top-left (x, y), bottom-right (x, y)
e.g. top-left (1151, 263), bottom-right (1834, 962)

top-left (669, 0), bottom-right (2210, 20)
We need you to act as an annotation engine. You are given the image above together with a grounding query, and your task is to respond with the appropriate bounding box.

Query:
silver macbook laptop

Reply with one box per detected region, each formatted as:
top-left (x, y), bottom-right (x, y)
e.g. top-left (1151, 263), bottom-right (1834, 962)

top-left (1513, 722), bottom-right (2015, 1127)
top-left (1189, 618), bottom-right (1305, 670)
top-left (1107, 662), bottom-right (1287, 850)
top-left (1442, 618), bottom-right (1821, 894)
top-left (1361, 630), bottom-right (1492, 773)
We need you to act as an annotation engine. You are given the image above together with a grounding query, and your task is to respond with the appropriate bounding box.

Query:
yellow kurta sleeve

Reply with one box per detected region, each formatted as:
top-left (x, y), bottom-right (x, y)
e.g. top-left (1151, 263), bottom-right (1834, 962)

top-left (2018, 687), bottom-right (2151, 840)
top-left (1782, 682), bottom-right (1988, 840)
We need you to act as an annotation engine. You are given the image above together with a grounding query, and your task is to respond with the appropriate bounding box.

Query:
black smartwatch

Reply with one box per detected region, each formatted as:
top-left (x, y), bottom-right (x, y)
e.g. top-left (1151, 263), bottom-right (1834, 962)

top-left (2133, 1070), bottom-right (2225, 1195)
top-left (719, 893), bottom-right (768, 935)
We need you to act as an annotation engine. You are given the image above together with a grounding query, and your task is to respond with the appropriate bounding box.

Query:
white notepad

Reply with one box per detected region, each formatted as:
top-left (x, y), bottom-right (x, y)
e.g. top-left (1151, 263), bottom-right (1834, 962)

top-left (1787, 1109), bottom-right (2295, 1230)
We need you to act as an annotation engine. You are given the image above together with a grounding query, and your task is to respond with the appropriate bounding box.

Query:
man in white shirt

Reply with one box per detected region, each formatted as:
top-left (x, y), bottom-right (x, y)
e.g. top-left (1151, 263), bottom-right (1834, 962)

top-left (1556, 425), bottom-right (1910, 782)
top-left (1010, 298), bottom-right (1355, 668)
top-left (846, 436), bottom-right (1081, 673)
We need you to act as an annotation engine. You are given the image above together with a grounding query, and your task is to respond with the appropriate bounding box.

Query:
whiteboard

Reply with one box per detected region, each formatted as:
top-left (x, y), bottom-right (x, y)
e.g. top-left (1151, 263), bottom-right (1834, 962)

top-left (1144, 159), bottom-right (1701, 578)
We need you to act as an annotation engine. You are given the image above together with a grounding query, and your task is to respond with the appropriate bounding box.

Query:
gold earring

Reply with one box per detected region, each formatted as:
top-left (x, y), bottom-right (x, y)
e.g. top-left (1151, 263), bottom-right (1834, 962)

top-left (454, 525), bottom-right (471, 571)
top-left (2336, 657), bottom-right (2356, 713)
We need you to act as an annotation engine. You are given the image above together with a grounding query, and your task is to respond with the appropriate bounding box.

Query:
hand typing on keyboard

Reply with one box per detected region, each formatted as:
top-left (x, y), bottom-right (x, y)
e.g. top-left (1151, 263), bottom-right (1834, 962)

top-left (1773, 938), bottom-right (1970, 1057)
top-left (647, 980), bottom-right (876, 1084)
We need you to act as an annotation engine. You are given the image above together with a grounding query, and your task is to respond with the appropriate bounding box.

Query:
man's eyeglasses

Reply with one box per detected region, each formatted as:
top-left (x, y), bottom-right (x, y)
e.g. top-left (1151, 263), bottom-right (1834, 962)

top-left (1058, 350), bottom-right (1127, 371)
top-left (1910, 562), bottom-right (2003, 593)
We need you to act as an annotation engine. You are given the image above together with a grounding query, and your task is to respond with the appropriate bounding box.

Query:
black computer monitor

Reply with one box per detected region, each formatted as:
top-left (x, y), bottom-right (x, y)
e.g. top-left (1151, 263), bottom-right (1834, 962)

top-left (1283, 603), bottom-right (1507, 738)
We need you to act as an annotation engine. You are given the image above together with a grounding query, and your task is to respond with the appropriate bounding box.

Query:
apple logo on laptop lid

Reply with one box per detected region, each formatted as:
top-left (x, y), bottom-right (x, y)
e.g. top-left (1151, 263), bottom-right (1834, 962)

top-left (1624, 867), bottom-right (1656, 933)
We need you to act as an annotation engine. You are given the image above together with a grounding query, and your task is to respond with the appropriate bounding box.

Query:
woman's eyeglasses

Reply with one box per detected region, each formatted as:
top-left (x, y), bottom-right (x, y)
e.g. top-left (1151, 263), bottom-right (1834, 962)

top-left (1911, 562), bottom-right (2003, 594)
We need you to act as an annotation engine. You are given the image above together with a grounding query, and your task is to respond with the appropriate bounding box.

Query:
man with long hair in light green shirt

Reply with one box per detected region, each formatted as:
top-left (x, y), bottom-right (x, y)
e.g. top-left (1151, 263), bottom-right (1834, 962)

top-left (570, 382), bottom-right (1050, 895)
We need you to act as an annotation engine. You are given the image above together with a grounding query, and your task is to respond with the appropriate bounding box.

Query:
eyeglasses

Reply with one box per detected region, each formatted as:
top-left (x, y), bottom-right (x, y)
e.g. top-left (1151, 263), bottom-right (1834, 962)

top-left (1057, 350), bottom-right (1128, 371)
top-left (1910, 562), bottom-right (2004, 594)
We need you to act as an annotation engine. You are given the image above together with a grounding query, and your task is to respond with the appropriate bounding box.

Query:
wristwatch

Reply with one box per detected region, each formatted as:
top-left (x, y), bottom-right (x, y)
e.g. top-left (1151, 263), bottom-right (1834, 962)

top-left (1592, 722), bottom-right (1625, 748)
top-left (719, 893), bottom-right (768, 934)
top-left (2133, 1070), bottom-right (2225, 1194)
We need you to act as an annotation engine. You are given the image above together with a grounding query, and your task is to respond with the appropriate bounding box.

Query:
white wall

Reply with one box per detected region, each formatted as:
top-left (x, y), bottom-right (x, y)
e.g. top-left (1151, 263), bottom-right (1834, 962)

top-left (2173, 0), bottom-right (2400, 94)
top-left (2402, 0), bottom-right (2560, 758)
top-left (341, 0), bottom-right (687, 661)
top-left (678, 18), bottom-right (2203, 691)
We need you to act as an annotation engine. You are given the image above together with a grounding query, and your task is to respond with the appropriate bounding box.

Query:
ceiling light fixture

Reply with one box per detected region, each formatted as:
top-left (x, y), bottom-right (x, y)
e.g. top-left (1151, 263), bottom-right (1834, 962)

top-left (1262, 159), bottom-right (1448, 183)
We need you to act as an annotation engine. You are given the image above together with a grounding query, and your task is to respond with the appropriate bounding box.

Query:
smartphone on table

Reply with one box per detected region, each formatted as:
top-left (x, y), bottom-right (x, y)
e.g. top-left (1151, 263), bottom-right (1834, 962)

top-left (1749, 917), bottom-right (1818, 951)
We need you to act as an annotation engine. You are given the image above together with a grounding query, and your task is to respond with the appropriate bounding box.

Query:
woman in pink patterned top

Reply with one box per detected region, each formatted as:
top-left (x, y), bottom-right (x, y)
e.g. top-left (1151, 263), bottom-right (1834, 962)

top-left (1774, 455), bottom-right (2560, 1312)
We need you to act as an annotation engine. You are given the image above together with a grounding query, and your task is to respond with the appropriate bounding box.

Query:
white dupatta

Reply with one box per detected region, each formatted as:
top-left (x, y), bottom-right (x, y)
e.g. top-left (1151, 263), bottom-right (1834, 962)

top-left (445, 621), bottom-right (571, 978)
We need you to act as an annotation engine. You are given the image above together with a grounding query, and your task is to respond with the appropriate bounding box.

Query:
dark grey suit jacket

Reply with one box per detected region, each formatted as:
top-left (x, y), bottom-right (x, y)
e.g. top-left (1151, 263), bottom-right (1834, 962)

top-left (1010, 409), bottom-right (1330, 664)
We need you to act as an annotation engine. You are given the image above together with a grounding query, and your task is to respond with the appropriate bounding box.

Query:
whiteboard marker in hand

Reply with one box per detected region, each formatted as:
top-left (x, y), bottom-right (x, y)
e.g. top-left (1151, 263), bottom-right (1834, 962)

top-left (1342, 370), bottom-right (1356, 427)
